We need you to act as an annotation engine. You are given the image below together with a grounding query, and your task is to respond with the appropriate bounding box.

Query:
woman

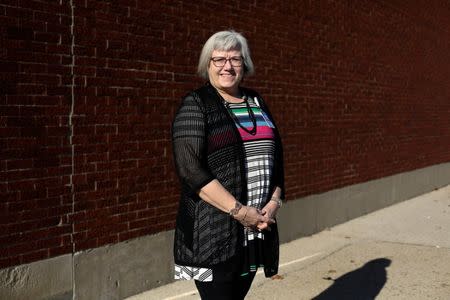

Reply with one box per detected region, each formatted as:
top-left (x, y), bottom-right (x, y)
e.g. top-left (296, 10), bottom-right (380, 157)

top-left (172, 30), bottom-right (285, 299)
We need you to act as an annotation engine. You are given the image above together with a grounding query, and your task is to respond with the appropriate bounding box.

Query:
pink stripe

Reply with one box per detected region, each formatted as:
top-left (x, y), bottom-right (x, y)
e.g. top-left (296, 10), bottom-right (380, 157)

top-left (238, 126), bottom-right (274, 141)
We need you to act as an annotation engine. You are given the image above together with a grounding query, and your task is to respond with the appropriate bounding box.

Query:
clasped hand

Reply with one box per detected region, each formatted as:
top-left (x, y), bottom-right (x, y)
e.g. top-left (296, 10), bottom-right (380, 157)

top-left (234, 201), bottom-right (279, 231)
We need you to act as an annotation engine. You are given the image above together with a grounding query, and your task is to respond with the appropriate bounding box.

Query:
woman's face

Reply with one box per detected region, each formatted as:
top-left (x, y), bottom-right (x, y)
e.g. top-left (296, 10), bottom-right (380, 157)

top-left (208, 49), bottom-right (244, 95)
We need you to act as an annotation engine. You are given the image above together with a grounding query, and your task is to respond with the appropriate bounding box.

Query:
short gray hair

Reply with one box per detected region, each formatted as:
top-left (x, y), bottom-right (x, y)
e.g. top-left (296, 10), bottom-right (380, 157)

top-left (197, 30), bottom-right (255, 79)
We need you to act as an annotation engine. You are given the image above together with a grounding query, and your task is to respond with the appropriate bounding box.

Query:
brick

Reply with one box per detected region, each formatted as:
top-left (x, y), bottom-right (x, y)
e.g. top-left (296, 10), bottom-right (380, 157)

top-left (6, 26), bottom-right (33, 40)
top-left (21, 250), bottom-right (49, 264)
top-left (1, 0), bottom-right (449, 269)
top-left (0, 257), bottom-right (19, 269)
top-left (49, 245), bottom-right (73, 257)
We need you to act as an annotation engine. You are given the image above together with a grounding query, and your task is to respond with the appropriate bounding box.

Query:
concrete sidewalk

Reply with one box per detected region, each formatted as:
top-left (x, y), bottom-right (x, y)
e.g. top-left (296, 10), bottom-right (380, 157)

top-left (126, 184), bottom-right (450, 300)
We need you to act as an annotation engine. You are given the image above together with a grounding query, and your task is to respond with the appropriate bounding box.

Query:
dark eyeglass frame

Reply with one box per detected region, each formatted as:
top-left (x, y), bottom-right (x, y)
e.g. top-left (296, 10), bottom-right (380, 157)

top-left (210, 56), bottom-right (244, 67)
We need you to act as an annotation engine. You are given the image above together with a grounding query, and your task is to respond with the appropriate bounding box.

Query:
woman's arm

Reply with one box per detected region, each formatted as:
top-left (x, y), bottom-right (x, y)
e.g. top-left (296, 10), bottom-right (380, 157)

top-left (172, 93), bottom-right (215, 193)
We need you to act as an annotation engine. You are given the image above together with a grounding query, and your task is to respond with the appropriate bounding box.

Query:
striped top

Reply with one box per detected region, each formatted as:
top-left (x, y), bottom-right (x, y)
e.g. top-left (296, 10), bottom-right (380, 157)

top-left (174, 95), bottom-right (276, 282)
top-left (227, 97), bottom-right (275, 243)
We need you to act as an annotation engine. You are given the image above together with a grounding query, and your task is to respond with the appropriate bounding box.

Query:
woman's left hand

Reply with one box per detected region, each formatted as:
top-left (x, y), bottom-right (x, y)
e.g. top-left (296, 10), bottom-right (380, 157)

top-left (257, 200), bottom-right (279, 231)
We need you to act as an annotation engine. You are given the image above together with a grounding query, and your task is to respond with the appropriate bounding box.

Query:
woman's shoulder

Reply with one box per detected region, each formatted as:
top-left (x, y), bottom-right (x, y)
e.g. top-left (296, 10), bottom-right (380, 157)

top-left (179, 91), bottom-right (201, 109)
top-left (180, 84), bottom-right (210, 104)
top-left (182, 84), bottom-right (215, 102)
top-left (179, 84), bottom-right (222, 114)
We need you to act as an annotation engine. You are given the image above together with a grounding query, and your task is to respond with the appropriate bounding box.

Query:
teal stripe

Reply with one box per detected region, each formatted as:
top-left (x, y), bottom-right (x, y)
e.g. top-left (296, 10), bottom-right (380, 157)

top-left (236, 120), bottom-right (270, 127)
top-left (229, 107), bottom-right (262, 114)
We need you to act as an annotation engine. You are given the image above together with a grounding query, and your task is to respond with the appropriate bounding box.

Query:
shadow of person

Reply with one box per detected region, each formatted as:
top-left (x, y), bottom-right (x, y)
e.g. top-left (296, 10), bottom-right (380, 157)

top-left (312, 258), bottom-right (392, 300)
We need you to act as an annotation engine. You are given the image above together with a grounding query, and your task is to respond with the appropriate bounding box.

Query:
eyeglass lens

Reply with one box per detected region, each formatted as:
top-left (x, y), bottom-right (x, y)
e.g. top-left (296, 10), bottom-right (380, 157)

top-left (211, 57), bottom-right (243, 67)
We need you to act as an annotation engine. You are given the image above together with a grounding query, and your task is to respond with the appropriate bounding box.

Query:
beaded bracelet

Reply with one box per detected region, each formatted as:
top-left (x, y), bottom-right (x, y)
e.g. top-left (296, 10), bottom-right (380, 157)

top-left (229, 201), bottom-right (243, 217)
top-left (242, 207), bottom-right (249, 222)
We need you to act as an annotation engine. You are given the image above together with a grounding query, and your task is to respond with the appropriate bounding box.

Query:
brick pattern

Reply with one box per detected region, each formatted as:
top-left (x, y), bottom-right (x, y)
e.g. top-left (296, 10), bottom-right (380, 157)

top-left (0, 1), bottom-right (73, 268)
top-left (1, 0), bottom-right (449, 268)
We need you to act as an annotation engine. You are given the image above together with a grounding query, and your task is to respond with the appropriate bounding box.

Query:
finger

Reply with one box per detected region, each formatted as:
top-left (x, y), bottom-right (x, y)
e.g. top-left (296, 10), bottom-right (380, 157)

top-left (258, 215), bottom-right (271, 224)
top-left (256, 222), bottom-right (273, 232)
top-left (257, 222), bottom-right (268, 230)
top-left (266, 217), bottom-right (276, 224)
top-left (255, 220), bottom-right (264, 228)
top-left (259, 214), bottom-right (274, 222)
top-left (264, 209), bottom-right (274, 219)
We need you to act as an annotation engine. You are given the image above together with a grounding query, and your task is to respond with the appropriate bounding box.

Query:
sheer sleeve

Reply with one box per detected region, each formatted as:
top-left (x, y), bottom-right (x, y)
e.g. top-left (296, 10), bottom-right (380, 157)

top-left (172, 93), bottom-right (215, 195)
top-left (273, 139), bottom-right (285, 200)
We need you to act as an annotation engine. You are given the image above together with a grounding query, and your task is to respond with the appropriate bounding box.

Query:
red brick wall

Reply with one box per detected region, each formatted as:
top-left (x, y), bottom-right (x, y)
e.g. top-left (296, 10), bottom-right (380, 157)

top-left (0, 1), bottom-right (74, 268)
top-left (1, 0), bottom-right (449, 268)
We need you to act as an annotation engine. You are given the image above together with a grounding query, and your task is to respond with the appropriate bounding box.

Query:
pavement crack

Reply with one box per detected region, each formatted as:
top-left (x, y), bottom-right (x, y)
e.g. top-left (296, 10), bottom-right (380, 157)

top-left (375, 240), bottom-right (450, 250)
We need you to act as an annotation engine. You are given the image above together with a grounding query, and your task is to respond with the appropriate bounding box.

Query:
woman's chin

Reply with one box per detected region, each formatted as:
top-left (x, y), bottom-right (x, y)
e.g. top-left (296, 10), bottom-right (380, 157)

top-left (219, 81), bottom-right (239, 90)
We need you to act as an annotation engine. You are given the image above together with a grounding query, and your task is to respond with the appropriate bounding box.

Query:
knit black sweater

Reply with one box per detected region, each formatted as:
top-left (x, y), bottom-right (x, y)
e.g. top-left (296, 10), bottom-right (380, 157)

top-left (172, 83), bottom-right (284, 277)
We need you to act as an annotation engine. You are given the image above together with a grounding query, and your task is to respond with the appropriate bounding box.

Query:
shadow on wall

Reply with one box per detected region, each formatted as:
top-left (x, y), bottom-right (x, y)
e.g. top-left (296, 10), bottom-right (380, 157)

top-left (312, 258), bottom-right (392, 300)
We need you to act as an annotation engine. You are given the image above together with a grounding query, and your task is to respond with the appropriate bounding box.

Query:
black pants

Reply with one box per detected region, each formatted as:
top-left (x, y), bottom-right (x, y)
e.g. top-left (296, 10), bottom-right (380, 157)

top-left (194, 271), bottom-right (256, 300)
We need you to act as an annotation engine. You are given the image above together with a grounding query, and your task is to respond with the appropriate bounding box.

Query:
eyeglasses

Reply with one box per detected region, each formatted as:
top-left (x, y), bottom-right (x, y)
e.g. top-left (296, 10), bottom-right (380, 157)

top-left (210, 56), bottom-right (243, 67)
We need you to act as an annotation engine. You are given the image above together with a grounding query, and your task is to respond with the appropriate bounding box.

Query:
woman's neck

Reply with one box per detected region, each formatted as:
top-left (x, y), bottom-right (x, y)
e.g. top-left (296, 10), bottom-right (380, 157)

top-left (217, 88), bottom-right (243, 103)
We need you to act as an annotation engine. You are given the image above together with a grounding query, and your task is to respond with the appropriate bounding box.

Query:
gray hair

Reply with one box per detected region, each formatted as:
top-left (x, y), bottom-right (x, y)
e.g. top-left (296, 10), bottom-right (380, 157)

top-left (197, 30), bottom-right (255, 79)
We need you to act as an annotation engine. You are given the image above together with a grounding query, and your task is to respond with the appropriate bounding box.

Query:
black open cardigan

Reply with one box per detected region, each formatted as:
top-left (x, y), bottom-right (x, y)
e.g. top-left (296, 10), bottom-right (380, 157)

top-left (172, 83), bottom-right (285, 277)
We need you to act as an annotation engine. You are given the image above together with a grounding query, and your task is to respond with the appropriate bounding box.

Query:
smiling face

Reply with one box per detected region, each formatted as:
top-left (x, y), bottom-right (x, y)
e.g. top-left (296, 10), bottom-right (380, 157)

top-left (208, 49), bottom-right (244, 96)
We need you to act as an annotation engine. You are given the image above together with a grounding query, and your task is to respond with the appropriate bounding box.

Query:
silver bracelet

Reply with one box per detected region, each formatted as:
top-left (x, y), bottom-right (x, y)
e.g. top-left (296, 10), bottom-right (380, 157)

top-left (270, 197), bottom-right (282, 208)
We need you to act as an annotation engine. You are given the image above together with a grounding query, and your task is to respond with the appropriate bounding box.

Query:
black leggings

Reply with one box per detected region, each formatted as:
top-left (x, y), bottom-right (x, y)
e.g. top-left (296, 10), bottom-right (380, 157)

top-left (194, 271), bottom-right (256, 300)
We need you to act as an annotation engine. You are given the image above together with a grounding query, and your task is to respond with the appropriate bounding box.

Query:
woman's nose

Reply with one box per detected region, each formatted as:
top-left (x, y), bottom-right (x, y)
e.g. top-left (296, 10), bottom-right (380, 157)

top-left (223, 59), bottom-right (233, 69)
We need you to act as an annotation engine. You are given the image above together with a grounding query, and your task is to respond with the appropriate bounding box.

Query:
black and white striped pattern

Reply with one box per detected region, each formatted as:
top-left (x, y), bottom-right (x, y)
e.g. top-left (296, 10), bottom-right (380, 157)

top-left (174, 264), bottom-right (213, 281)
top-left (243, 140), bottom-right (275, 244)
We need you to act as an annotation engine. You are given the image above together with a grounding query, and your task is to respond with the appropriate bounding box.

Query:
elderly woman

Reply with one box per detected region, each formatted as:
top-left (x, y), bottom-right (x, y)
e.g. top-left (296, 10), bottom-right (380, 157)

top-left (172, 30), bottom-right (285, 299)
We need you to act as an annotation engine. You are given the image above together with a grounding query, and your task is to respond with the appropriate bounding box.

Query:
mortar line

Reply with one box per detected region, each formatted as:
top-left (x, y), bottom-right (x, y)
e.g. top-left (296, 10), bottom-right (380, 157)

top-left (68, 0), bottom-right (76, 299)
